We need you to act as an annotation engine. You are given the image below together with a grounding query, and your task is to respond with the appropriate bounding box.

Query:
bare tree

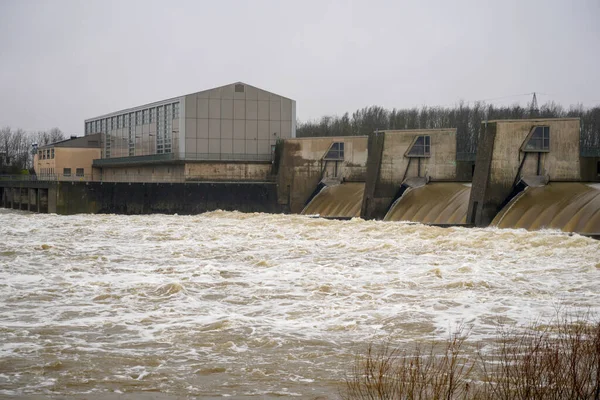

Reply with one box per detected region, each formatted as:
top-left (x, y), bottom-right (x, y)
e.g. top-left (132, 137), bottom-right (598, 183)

top-left (0, 126), bottom-right (66, 173)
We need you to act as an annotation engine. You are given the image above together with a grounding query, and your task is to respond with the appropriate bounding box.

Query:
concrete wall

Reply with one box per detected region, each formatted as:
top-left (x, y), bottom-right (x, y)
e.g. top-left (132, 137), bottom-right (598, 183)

top-left (0, 180), bottom-right (286, 215)
top-left (183, 83), bottom-right (295, 161)
top-left (277, 136), bottom-right (368, 213)
top-left (379, 129), bottom-right (457, 184)
top-left (99, 161), bottom-right (273, 183)
top-left (101, 164), bottom-right (185, 182)
top-left (581, 157), bottom-right (600, 182)
top-left (361, 129), bottom-right (458, 219)
top-left (0, 182), bottom-right (53, 213)
top-left (468, 118), bottom-right (581, 226)
top-left (185, 162), bottom-right (273, 182)
top-left (490, 118), bottom-right (581, 184)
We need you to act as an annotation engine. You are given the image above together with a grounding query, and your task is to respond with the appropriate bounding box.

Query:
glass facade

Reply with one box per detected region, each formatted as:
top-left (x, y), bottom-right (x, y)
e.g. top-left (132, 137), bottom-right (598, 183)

top-left (85, 101), bottom-right (180, 159)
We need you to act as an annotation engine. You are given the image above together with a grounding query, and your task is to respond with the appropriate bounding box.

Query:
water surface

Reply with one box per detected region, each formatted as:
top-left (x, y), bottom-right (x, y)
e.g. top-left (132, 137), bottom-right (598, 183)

top-left (1, 209), bottom-right (599, 398)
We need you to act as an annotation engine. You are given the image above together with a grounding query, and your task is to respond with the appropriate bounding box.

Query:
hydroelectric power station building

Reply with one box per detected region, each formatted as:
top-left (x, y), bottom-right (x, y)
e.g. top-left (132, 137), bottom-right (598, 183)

top-left (1, 81), bottom-right (599, 236)
top-left (84, 82), bottom-right (296, 182)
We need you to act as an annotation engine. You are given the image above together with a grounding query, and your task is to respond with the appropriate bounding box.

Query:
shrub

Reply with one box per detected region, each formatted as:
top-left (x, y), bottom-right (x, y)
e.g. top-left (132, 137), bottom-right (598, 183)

top-left (344, 313), bottom-right (600, 400)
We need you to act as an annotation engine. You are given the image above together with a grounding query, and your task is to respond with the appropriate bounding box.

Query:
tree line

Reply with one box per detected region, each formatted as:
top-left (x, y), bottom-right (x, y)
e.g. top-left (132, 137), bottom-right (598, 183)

top-left (0, 127), bottom-right (65, 173)
top-left (297, 102), bottom-right (600, 159)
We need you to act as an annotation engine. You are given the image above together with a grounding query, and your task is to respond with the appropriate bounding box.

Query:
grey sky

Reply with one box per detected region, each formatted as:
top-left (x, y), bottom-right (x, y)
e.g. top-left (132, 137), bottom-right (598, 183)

top-left (1, 0), bottom-right (599, 135)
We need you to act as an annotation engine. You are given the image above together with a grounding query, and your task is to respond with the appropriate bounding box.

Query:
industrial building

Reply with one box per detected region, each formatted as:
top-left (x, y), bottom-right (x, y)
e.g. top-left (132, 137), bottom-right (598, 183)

top-left (84, 82), bottom-right (296, 182)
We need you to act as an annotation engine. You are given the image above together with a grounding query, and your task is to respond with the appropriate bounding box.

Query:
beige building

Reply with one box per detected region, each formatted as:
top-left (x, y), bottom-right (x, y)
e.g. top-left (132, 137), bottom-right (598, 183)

top-left (34, 134), bottom-right (101, 181)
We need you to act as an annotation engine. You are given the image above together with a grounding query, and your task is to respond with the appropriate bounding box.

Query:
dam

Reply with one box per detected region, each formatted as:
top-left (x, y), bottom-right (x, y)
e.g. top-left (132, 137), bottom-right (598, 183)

top-left (1, 117), bottom-right (599, 235)
top-left (280, 118), bottom-right (600, 236)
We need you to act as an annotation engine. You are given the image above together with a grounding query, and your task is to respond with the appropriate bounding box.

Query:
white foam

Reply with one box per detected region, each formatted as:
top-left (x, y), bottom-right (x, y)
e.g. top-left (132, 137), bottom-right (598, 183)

top-left (1, 209), bottom-right (599, 397)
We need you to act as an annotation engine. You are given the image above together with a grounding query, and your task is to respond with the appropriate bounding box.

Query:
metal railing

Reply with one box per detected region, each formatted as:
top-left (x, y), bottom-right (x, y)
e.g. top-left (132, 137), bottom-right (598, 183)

top-left (93, 152), bottom-right (274, 167)
top-left (0, 174), bottom-right (56, 181)
top-left (183, 153), bottom-right (274, 162)
top-left (93, 153), bottom-right (175, 166)
top-left (1, 173), bottom-right (276, 184)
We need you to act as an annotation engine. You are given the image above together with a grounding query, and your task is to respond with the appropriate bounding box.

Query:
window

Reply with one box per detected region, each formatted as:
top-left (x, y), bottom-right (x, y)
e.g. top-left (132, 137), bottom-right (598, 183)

top-left (406, 135), bottom-right (431, 157)
top-left (142, 109), bottom-right (148, 124)
top-left (76, 168), bottom-right (84, 177)
top-left (136, 111), bottom-right (142, 125)
top-left (523, 126), bottom-right (550, 152)
top-left (51, 149), bottom-right (54, 159)
top-left (324, 142), bottom-right (345, 160)
top-left (63, 168), bottom-right (71, 177)
top-left (597, 161), bottom-right (600, 177)
top-left (173, 102), bottom-right (179, 119)
top-left (235, 84), bottom-right (245, 93)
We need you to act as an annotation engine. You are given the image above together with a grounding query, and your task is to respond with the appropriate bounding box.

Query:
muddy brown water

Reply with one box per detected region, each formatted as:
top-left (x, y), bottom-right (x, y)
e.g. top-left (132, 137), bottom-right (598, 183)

top-left (1, 209), bottom-right (599, 398)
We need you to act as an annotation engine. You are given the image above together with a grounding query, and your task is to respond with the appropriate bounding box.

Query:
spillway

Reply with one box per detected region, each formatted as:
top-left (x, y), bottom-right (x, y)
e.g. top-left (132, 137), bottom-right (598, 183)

top-left (384, 182), bottom-right (470, 225)
top-left (301, 182), bottom-right (365, 218)
top-left (492, 182), bottom-right (600, 234)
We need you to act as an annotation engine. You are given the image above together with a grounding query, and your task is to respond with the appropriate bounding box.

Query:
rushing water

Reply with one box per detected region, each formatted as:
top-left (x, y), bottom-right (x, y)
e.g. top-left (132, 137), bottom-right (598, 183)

top-left (1, 209), bottom-right (599, 399)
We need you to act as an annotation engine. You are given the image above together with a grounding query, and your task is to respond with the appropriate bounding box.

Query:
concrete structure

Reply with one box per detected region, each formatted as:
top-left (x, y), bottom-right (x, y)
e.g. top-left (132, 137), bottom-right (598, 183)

top-left (361, 129), bottom-right (459, 219)
top-left (467, 118), bottom-right (582, 227)
top-left (33, 134), bottom-right (102, 181)
top-left (276, 136), bottom-right (368, 213)
top-left (95, 159), bottom-right (276, 183)
top-left (0, 180), bottom-right (284, 215)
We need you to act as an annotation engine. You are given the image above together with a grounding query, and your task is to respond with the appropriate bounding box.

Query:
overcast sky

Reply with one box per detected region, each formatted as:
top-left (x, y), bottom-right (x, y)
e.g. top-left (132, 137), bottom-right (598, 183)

top-left (1, 0), bottom-right (599, 135)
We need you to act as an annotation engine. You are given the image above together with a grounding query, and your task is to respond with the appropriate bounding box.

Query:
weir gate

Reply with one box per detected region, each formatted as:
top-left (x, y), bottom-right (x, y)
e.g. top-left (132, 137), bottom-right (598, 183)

top-left (2, 117), bottom-right (599, 236)
top-left (291, 118), bottom-right (600, 236)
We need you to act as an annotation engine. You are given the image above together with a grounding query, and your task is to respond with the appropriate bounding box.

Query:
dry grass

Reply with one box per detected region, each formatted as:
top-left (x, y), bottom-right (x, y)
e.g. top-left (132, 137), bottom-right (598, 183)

top-left (343, 313), bottom-right (600, 400)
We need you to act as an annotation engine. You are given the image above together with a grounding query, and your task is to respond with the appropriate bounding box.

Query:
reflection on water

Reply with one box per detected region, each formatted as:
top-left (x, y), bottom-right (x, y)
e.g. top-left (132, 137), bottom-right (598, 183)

top-left (1, 209), bottom-right (599, 398)
top-left (493, 183), bottom-right (600, 234)
top-left (301, 182), bottom-right (364, 218)
top-left (385, 183), bottom-right (470, 225)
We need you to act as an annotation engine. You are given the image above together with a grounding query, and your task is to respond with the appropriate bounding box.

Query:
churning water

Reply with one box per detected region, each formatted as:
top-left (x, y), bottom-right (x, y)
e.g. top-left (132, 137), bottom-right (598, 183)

top-left (1, 209), bottom-right (599, 399)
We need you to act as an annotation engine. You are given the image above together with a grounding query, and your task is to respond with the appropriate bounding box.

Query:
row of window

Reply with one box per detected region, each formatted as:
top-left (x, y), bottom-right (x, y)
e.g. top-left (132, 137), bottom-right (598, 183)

top-left (38, 148), bottom-right (55, 160)
top-left (40, 168), bottom-right (54, 175)
top-left (86, 102), bottom-right (180, 134)
top-left (63, 168), bottom-right (85, 177)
